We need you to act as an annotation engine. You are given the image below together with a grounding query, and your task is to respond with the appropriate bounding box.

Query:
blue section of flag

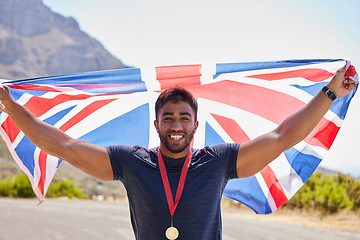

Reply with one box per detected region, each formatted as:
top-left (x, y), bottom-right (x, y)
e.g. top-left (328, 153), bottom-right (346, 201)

top-left (204, 122), bottom-right (226, 146)
top-left (9, 88), bottom-right (47, 101)
top-left (43, 106), bottom-right (76, 126)
top-left (8, 68), bottom-right (147, 94)
top-left (214, 59), bottom-right (343, 78)
top-left (79, 104), bottom-right (150, 147)
top-left (224, 177), bottom-right (272, 214)
top-left (293, 83), bottom-right (357, 119)
top-left (15, 137), bottom-right (36, 177)
top-left (284, 148), bottom-right (322, 183)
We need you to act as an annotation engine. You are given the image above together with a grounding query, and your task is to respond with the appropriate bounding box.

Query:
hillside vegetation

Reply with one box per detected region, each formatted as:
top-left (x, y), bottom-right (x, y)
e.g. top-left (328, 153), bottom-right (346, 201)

top-left (285, 173), bottom-right (360, 214)
top-left (224, 172), bottom-right (360, 215)
top-left (1, 169), bottom-right (359, 215)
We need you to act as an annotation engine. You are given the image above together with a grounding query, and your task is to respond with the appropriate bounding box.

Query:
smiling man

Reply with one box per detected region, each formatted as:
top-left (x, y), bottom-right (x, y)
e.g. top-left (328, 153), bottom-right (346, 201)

top-left (0, 66), bottom-right (357, 240)
top-left (154, 88), bottom-right (199, 157)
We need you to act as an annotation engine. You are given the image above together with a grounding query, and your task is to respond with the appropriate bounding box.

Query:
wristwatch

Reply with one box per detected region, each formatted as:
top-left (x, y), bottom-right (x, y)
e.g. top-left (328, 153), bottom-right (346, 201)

top-left (322, 86), bottom-right (336, 101)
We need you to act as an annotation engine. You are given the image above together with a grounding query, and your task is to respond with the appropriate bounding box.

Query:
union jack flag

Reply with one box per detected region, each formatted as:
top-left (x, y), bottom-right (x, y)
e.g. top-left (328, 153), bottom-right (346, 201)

top-left (0, 59), bottom-right (357, 214)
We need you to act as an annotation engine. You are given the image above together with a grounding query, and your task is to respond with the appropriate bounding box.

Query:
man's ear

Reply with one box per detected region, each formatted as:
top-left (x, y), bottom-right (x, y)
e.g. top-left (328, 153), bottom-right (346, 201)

top-left (194, 121), bottom-right (199, 133)
top-left (154, 120), bottom-right (159, 133)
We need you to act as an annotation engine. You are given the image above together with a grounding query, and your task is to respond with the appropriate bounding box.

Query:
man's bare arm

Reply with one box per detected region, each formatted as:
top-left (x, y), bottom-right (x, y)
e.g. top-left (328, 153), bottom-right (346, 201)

top-left (0, 86), bottom-right (113, 181)
top-left (236, 66), bottom-right (357, 178)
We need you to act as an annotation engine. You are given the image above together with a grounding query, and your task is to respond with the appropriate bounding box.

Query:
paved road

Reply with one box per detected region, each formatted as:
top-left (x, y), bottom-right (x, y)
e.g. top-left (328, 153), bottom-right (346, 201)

top-left (0, 199), bottom-right (359, 240)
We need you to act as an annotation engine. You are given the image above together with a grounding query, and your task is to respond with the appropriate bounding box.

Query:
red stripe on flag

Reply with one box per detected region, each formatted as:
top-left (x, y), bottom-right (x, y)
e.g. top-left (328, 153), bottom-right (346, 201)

top-left (191, 80), bottom-right (305, 125)
top-left (260, 165), bottom-right (288, 208)
top-left (8, 84), bottom-right (63, 92)
top-left (37, 150), bottom-right (47, 196)
top-left (211, 113), bottom-right (251, 143)
top-left (24, 94), bottom-right (92, 117)
top-left (247, 69), bottom-right (334, 82)
top-left (345, 65), bottom-right (356, 79)
top-left (158, 77), bottom-right (201, 90)
top-left (59, 98), bottom-right (117, 132)
top-left (1, 118), bottom-right (21, 143)
top-left (156, 65), bottom-right (201, 90)
top-left (156, 64), bottom-right (202, 80)
top-left (305, 118), bottom-right (340, 150)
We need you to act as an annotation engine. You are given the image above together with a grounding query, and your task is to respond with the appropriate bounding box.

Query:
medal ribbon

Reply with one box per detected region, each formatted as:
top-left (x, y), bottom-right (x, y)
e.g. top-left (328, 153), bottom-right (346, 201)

top-left (157, 149), bottom-right (192, 217)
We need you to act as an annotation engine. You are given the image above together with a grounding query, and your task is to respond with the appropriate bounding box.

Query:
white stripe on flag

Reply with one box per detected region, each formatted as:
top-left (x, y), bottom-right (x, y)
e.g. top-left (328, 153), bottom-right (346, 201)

top-left (255, 172), bottom-right (278, 212)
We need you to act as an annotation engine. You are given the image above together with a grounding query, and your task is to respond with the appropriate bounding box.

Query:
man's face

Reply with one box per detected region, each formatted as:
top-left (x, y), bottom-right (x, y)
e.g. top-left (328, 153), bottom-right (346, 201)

top-left (154, 100), bottom-right (198, 158)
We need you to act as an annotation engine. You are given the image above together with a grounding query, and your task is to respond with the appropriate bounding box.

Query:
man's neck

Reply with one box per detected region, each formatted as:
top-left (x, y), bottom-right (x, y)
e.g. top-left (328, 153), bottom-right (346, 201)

top-left (159, 145), bottom-right (190, 159)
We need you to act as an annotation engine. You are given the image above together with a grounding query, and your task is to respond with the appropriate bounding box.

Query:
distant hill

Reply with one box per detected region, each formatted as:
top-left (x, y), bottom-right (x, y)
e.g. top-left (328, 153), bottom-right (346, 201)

top-left (0, 0), bottom-right (128, 80)
top-left (316, 166), bottom-right (341, 177)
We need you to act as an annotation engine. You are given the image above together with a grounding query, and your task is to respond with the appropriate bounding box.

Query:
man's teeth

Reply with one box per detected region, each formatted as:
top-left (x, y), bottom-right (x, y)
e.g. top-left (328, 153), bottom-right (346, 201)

top-left (170, 135), bottom-right (183, 140)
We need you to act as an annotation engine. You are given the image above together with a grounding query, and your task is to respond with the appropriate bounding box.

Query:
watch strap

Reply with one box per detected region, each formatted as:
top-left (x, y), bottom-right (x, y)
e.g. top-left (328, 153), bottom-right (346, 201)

top-left (322, 86), bottom-right (336, 101)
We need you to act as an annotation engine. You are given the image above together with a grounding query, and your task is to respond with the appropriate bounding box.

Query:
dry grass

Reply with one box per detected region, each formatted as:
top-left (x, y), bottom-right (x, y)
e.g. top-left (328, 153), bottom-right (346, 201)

top-left (222, 202), bottom-right (360, 234)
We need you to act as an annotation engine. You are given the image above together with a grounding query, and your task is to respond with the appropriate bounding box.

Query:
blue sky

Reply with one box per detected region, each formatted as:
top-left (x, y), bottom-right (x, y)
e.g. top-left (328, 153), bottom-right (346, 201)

top-left (42, 0), bottom-right (360, 176)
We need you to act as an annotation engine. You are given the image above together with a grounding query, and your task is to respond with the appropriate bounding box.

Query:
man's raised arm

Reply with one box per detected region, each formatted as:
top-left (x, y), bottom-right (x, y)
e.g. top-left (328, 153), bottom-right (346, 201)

top-left (0, 85), bottom-right (113, 181)
top-left (236, 65), bottom-right (357, 178)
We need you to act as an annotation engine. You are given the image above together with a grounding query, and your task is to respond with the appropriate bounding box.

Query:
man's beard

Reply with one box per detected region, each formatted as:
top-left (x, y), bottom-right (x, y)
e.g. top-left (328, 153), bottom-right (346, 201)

top-left (159, 130), bottom-right (195, 154)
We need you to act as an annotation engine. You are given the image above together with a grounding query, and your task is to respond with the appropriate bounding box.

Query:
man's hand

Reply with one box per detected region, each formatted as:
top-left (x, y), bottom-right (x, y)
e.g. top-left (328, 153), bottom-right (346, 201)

top-left (327, 65), bottom-right (357, 98)
top-left (0, 85), bottom-right (13, 112)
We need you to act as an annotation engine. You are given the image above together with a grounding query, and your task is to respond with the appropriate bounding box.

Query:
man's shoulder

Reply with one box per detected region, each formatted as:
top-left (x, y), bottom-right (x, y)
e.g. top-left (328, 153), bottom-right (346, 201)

top-left (133, 145), bottom-right (159, 158)
top-left (107, 145), bottom-right (160, 169)
top-left (107, 144), bottom-right (158, 156)
top-left (106, 144), bottom-right (159, 152)
top-left (194, 143), bottom-right (240, 155)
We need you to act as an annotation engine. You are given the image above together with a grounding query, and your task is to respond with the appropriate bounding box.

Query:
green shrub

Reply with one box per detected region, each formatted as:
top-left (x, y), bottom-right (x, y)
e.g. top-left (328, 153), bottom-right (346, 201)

top-left (335, 174), bottom-right (360, 211)
top-left (0, 174), bottom-right (87, 199)
top-left (286, 173), bottom-right (354, 214)
top-left (0, 174), bottom-right (34, 198)
top-left (46, 179), bottom-right (87, 199)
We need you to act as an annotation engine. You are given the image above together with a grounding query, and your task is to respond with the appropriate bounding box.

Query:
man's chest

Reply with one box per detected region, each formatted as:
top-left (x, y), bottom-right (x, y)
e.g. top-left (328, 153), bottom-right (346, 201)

top-left (124, 161), bottom-right (227, 214)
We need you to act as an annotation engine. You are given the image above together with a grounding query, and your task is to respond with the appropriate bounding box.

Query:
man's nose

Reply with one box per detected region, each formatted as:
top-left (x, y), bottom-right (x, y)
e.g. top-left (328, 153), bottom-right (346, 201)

top-left (171, 119), bottom-right (182, 130)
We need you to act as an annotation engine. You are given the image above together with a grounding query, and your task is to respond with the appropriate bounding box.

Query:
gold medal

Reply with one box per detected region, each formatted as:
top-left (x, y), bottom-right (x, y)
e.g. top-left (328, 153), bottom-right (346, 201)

top-left (165, 226), bottom-right (179, 239)
top-left (158, 149), bottom-right (191, 240)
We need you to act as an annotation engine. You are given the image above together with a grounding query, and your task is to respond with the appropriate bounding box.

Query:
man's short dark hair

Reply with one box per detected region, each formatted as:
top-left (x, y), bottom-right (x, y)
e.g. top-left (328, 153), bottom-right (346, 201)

top-left (155, 87), bottom-right (198, 122)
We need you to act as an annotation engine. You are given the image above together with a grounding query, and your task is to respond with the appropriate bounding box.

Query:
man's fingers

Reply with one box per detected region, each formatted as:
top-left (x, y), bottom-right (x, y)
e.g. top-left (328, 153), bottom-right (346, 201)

top-left (0, 85), bottom-right (10, 110)
top-left (0, 100), bottom-right (5, 110)
top-left (340, 64), bottom-right (347, 72)
top-left (343, 79), bottom-right (357, 91)
top-left (346, 82), bottom-right (357, 91)
top-left (0, 84), bottom-right (8, 91)
top-left (0, 85), bottom-right (10, 94)
top-left (344, 78), bottom-right (357, 84)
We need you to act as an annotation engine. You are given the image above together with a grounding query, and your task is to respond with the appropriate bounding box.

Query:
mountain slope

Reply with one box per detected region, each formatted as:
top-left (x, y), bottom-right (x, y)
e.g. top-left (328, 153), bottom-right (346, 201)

top-left (0, 0), bottom-right (129, 198)
top-left (0, 0), bottom-right (127, 80)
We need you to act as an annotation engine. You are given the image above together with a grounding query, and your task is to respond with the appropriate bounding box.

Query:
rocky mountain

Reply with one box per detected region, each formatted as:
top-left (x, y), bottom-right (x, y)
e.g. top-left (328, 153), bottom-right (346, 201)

top-left (0, 0), bottom-right (128, 80)
top-left (0, 0), bottom-right (128, 198)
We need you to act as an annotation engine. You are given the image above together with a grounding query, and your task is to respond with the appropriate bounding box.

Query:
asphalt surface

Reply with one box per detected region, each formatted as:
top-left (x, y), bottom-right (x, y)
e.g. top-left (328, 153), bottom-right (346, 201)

top-left (0, 199), bottom-right (359, 240)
